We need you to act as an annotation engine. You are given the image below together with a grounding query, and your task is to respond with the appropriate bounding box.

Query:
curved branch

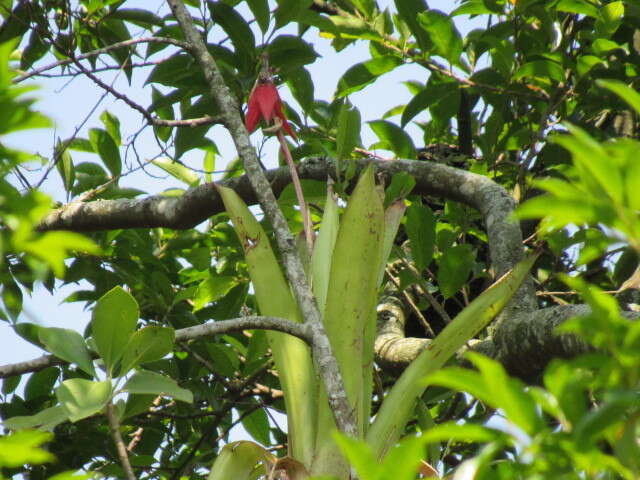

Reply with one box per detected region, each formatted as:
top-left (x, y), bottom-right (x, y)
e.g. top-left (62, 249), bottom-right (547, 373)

top-left (39, 156), bottom-right (537, 312)
top-left (0, 316), bottom-right (311, 379)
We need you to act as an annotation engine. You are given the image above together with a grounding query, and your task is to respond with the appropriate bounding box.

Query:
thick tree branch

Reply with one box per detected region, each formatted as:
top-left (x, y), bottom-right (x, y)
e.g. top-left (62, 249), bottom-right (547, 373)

top-left (0, 316), bottom-right (310, 379)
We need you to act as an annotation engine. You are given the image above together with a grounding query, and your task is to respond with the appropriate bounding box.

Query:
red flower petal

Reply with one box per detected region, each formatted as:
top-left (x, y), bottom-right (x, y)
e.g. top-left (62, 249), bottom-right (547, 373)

top-left (245, 81), bottom-right (297, 140)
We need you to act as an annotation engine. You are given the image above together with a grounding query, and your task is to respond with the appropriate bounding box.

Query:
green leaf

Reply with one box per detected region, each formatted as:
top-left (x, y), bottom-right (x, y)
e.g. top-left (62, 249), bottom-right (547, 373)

top-left (152, 157), bottom-right (200, 186)
top-left (401, 81), bottom-right (459, 127)
top-left (2, 405), bottom-right (68, 431)
top-left (55, 144), bottom-right (75, 192)
top-left (394, 0), bottom-right (431, 51)
top-left (218, 185), bottom-right (318, 465)
top-left (66, 137), bottom-right (94, 153)
top-left (368, 120), bottom-right (416, 158)
top-left (119, 326), bottom-right (175, 374)
top-left (100, 110), bottom-right (121, 145)
top-left (88, 128), bottom-right (121, 177)
top-left (38, 327), bottom-right (95, 377)
top-left (241, 407), bottom-right (270, 445)
top-left (25, 367), bottom-right (59, 402)
top-left (336, 55), bottom-right (403, 97)
top-left (91, 286), bottom-right (139, 374)
top-left (208, 441), bottom-right (274, 480)
top-left (286, 67), bottom-right (314, 112)
top-left (247, 0), bottom-right (270, 33)
top-left (514, 59), bottom-right (565, 84)
top-left (336, 103), bottom-right (361, 163)
top-left (405, 202), bottom-right (436, 272)
top-left (208, 1), bottom-right (255, 67)
top-left (123, 370), bottom-right (193, 403)
top-left (417, 10), bottom-right (463, 66)
top-left (596, 1), bottom-right (624, 37)
top-left (56, 379), bottom-right (112, 422)
top-left (20, 29), bottom-right (49, 70)
top-left (108, 8), bottom-right (164, 29)
top-left (597, 80), bottom-right (640, 116)
top-left (311, 190), bottom-right (340, 314)
top-left (193, 276), bottom-right (238, 311)
top-left (323, 165), bottom-right (384, 435)
top-left (556, 0), bottom-right (600, 18)
top-left (438, 244), bottom-right (474, 299)
top-left (22, 232), bottom-right (100, 278)
top-left (267, 35), bottom-right (319, 74)
top-left (351, 0), bottom-right (375, 17)
top-left (0, 431), bottom-right (55, 467)
top-left (367, 255), bottom-right (537, 458)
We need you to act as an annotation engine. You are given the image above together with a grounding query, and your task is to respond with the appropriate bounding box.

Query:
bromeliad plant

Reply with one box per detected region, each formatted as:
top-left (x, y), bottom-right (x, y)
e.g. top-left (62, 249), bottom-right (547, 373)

top-left (212, 164), bottom-right (535, 479)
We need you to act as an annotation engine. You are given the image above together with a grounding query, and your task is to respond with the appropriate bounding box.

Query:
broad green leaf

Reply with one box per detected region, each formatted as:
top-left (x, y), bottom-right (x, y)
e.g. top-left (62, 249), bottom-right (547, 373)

top-left (420, 422), bottom-right (505, 444)
top-left (218, 185), bottom-right (318, 466)
top-left (88, 128), bottom-right (121, 177)
top-left (369, 120), bottom-right (416, 158)
top-left (597, 80), bottom-right (640, 116)
top-left (25, 367), bottom-right (59, 402)
top-left (193, 275), bottom-right (238, 311)
top-left (417, 10), bottom-right (463, 66)
top-left (367, 255), bottom-right (537, 458)
top-left (208, 441), bottom-right (274, 480)
top-left (514, 60), bottom-right (565, 84)
top-left (274, 0), bottom-right (312, 29)
top-left (119, 326), bottom-right (175, 374)
top-left (351, 0), bottom-right (375, 17)
top-left (324, 165), bottom-right (384, 435)
top-left (438, 244), bottom-right (474, 299)
top-left (108, 8), bottom-right (164, 29)
top-left (267, 35), bottom-right (319, 74)
top-left (556, 0), bottom-right (600, 18)
top-left (247, 0), bottom-right (270, 33)
top-left (336, 103), bottom-right (361, 165)
top-left (405, 202), bottom-right (436, 272)
top-left (2, 405), bottom-right (68, 431)
top-left (123, 370), bottom-right (193, 403)
top-left (336, 56), bottom-right (403, 97)
top-left (66, 137), bottom-right (94, 153)
top-left (56, 379), bottom-right (112, 422)
top-left (0, 431), bottom-right (55, 466)
top-left (394, 0), bottom-right (431, 51)
top-left (287, 67), bottom-right (314, 112)
top-left (22, 231), bottom-right (100, 278)
top-left (100, 110), bottom-right (121, 145)
top-left (241, 407), bottom-right (271, 446)
top-left (208, 1), bottom-right (255, 68)
top-left (38, 327), bottom-right (95, 377)
top-left (596, 1), bottom-right (624, 37)
top-left (401, 81), bottom-right (460, 127)
top-left (451, 0), bottom-right (494, 16)
top-left (152, 157), bottom-right (200, 186)
top-left (20, 29), bottom-right (49, 70)
top-left (332, 434), bottom-right (379, 480)
top-left (91, 286), bottom-right (139, 374)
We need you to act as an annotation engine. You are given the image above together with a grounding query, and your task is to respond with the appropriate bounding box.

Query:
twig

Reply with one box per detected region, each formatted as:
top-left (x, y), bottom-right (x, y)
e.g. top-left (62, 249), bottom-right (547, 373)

top-left (13, 37), bottom-right (189, 84)
top-left (106, 402), bottom-right (137, 480)
top-left (0, 315), bottom-right (311, 378)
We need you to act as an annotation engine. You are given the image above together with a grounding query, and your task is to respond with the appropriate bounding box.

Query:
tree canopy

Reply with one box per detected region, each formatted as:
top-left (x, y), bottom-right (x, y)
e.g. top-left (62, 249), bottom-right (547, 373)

top-left (1, 1), bottom-right (640, 479)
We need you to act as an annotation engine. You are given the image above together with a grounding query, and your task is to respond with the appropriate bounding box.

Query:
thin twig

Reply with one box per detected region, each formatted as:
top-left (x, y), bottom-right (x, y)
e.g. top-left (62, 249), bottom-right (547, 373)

top-left (13, 37), bottom-right (189, 84)
top-left (106, 402), bottom-right (137, 480)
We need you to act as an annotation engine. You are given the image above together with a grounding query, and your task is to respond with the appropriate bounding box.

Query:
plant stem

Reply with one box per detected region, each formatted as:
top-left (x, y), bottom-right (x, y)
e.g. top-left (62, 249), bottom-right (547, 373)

top-left (106, 402), bottom-right (136, 480)
top-left (277, 130), bottom-right (314, 253)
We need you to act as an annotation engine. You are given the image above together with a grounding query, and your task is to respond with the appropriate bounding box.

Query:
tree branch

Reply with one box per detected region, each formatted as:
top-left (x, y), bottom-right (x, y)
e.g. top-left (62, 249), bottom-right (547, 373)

top-left (0, 316), bottom-right (311, 378)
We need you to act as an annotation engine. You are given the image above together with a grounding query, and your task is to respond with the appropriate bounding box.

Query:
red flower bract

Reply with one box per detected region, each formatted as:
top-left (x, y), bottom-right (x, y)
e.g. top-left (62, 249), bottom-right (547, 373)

top-left (245, 81), bottom-right (297, 140)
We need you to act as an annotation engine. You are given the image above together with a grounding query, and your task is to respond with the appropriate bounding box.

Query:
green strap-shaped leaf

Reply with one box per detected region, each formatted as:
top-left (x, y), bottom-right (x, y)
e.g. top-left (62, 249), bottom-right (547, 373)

top-left (152, 157), bottom-right (200, 186)
top-left (323, 165), bottom-right (384, 436)
top-left (367, 255), bottom-right (537, 458)
top-left (217, 185), bottom-right (318, 466)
